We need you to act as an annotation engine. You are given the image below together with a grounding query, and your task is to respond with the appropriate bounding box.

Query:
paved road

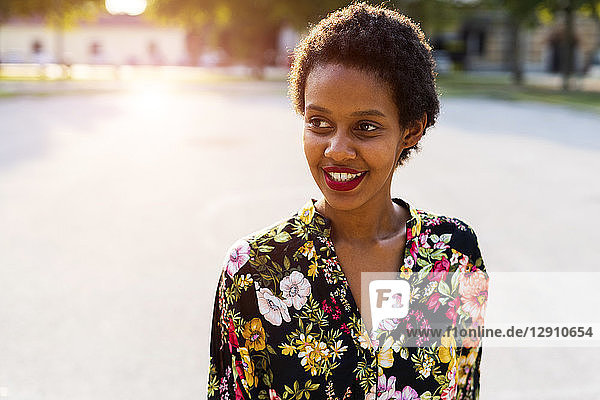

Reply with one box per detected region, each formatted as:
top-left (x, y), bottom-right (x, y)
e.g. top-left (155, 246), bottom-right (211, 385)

top-left (1, 81), bottom-right (599, 399)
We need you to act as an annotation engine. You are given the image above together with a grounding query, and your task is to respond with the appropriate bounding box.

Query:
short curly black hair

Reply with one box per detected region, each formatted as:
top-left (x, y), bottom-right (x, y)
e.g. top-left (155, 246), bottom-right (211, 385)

top-left (288, 2), bottom-right (440, 166)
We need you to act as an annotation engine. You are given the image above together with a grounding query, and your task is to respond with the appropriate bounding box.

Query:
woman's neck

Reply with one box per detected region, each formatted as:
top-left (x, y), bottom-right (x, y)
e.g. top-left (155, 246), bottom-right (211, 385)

top-left (315, 194), bottom-right (409, 246)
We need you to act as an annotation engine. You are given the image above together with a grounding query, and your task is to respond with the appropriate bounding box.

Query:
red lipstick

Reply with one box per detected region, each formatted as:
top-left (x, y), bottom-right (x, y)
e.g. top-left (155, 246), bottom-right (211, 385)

top-left (322, 166), bottom-right (367, 192)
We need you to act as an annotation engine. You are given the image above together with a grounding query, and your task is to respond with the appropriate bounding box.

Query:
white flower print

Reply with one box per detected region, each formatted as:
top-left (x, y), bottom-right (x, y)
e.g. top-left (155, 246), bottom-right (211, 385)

top-left (280, 271), bottom-right (311, 310)
top-left (224, 239), bottom-right (251, 278)
top-left (256, 287), bottom-right (291, 326)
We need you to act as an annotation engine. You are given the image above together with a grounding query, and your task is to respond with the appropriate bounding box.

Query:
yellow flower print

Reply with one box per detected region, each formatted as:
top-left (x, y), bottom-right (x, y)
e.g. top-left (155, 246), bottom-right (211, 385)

top-left (438, 331), bottom-right (457, 371)
top-left (294, 333), bottom-right (316, 359)
top-left (410, 217), bottom-right (421, 240)
top-left (418, 354), bottom-right (435, 378)
top-left (237, 274), bottom-right (253, 290)
top-left (238, 347), bottom-right (255, 387)
top-left (377, 336), bottom-right (395, 373)
top-left (298, 241), bottom-right (317, 260)
top-left (307, 262), bottom-right (318, 278)
top-left (280, 343), bottom-right (295, 356)
top-left (399, 265), bottom-right (412, 279)
top-left (298, 202), bottom-right (315, 225)
top-left (357, 327), bottom-right (374, 350)
top-left (298, 338), bottom-right (330, 376)
top-left (456, 348), bottom-right (478, 385)
top-left (242, 318), bottom-right (266, 351)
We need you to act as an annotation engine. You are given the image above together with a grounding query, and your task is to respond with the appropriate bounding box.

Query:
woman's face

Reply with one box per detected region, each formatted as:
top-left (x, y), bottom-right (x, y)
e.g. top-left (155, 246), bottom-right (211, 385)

top-left (302, 63), bottom-right (422, 212)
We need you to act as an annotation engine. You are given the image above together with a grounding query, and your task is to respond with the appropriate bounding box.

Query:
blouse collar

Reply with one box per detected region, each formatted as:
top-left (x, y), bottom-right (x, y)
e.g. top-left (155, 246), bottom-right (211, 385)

top-left (296, 197), bottom-right (422, 239)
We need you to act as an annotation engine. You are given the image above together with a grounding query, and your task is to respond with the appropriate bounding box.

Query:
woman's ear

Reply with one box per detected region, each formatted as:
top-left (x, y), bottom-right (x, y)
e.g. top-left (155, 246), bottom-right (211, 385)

top-left (402, 113), bottom-right (427, 148)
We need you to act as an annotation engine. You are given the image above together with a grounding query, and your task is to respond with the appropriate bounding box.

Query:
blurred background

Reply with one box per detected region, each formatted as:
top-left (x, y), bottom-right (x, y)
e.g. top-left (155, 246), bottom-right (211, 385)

top-left (1, 0), bottom-right (599, 399)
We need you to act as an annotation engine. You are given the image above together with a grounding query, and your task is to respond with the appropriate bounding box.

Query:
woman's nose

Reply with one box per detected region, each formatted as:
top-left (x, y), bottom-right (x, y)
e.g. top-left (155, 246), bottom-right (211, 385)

top-left (324, 130), bottom-right (356, 161)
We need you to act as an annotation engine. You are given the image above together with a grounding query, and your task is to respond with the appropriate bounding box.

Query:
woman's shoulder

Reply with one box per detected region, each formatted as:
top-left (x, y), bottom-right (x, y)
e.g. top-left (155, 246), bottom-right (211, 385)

top-left (415, 207), bottom-right (476, 235)
top-left (410, 205), bottom-right (484, 268)
top-left (220, 204), bottom-right (316, 279)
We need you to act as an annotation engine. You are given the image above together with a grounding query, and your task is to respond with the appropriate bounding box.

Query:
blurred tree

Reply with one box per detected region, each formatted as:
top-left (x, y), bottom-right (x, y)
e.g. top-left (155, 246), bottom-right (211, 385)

top-left (147, 0), bottom-right (349, 71)
top-left (581, 1), bottom-right (600, 72)
top-left (486, 0), bottom-right (543, 85)
top-left (147, 0), bottom-right (472, 73)
top-left (146, 0), bottom-right (217, 65)
top-left (536, 0), bottom-right (595, 90)
top-left (0, 0), bottom-right (36, 64)
top-left (391, 0), bottom-right (478, 37)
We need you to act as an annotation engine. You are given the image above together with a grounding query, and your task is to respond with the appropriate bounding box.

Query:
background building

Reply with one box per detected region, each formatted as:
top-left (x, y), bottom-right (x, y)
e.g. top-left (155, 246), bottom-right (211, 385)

top-left (0, 14), bottom-right (186, 65)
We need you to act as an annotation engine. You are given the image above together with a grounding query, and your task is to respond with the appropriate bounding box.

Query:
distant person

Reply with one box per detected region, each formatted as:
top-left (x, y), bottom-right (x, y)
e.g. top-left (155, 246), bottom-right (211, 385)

top-left (207, 3), bottom-right (487, 399)
top-left (89, 42), bottom-right (106, 65)
top-left (31, 40), bottom-right (50, 64)
top-left (148, 41), bottom-right (165, 65)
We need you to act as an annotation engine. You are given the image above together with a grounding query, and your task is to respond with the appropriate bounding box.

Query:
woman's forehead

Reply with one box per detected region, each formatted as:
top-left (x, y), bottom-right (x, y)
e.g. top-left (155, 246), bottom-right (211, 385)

top-left (304, 63), bottom-right (396, 115)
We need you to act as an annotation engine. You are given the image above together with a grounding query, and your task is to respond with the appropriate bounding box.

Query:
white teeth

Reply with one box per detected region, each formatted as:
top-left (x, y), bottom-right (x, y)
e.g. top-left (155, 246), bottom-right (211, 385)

top-left (326, 171), bottom-right (365, 182)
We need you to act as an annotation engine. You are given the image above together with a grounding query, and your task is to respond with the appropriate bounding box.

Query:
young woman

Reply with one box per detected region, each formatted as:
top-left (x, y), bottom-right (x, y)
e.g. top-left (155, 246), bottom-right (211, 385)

top-left (208, 3), bottom-right (487, 400)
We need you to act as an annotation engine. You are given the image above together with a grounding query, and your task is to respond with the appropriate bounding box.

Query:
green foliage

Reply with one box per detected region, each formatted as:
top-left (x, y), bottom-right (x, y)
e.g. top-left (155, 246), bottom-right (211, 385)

top-left (0, 0), bottom-right (104, 27)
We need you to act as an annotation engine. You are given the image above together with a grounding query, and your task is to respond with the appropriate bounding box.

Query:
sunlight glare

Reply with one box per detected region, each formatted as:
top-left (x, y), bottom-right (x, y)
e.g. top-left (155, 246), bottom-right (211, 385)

top-left (105, 0), bottom-right (147, 16)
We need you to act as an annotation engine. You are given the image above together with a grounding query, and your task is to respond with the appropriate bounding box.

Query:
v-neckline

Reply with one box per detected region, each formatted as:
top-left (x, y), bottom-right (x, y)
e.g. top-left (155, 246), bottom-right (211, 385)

top-left (308, 197), bottom-right (420, 355)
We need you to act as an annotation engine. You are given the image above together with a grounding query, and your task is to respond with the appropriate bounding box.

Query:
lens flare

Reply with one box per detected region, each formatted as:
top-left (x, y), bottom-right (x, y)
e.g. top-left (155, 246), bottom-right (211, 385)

top-left (105, 0), bottom-right (147, 16)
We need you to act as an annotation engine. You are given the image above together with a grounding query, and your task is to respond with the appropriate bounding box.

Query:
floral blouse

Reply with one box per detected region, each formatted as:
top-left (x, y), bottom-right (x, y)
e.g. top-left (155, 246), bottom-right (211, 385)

top-left (207, 198), bottom-right (487, 400)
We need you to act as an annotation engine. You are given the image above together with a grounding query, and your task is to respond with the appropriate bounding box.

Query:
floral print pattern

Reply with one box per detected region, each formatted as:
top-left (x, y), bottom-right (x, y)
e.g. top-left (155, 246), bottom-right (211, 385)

top-left (208, 198), bottom-right (486, 400)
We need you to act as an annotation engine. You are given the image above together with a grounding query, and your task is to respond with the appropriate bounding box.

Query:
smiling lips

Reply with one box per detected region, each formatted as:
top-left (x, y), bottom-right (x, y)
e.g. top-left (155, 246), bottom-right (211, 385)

top-left (322, 166), bottom-right (368, 191)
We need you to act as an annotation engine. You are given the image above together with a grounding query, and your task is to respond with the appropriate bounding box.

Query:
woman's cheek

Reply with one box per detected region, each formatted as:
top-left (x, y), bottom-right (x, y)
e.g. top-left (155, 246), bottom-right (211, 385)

top-left (303, 133), bottom-right (323, 162)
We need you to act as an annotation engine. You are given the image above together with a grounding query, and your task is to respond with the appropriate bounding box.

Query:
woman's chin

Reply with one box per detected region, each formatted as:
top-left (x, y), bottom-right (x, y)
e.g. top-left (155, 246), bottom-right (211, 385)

top-left (319, 191), bottom-right (368, 212)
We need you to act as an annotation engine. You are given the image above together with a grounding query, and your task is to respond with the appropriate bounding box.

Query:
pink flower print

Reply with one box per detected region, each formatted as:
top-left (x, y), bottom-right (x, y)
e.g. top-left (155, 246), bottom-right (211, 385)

top-left (321, 296), bottom-right (342, 320)
top-left (428, 217), bottom-right (441, 226)
top-left (427, 292), bottom-right (441, 312)
top-left (428, 258), bottom-right (450, 282)
top-left (440, 366), bottom-right (457, 400)
top-left (224, 239), bottom-right (251, 278)
top-left (377, 317), bottom-right (400, 332)
top-left (324, 258), bottom-right (339, 268)
top-left (227, 317), bottom-right (239, 352)
top-left (399, 386), bottom-right (420, 400)
top-left (391, 293), bottom-right (404, 308)
top-left (418, 233), bottom-right (429, 248)
top-left (402, 310), bottom-right (430, 347)
top-left (235, 374), bottom-right (245, 400)
top-left (377, 374), bottom-right (402, 400)
top-left (256, 287), bottom-right (291, 326)
top-left (445, 296), bottom-right (460, 325)
top-left (458, 269), bottom-right (488, 322)
top-left (340, 323), bottom-right (351, 334)
top-left (280, 271), bottom-right (311, 310)
top-left (433, 240), bottom-right (449, 250)
top-left (409, 242), bottom-right (418, 260)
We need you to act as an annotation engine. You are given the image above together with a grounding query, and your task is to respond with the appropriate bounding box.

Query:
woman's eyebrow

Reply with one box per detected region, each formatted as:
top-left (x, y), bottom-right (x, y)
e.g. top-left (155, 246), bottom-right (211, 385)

top-left (306, 105), bottom-right (386, 118)
top-left (350, 109), bottom-right (386, 117)
top-left (306, 104), bottom-right (331, 113)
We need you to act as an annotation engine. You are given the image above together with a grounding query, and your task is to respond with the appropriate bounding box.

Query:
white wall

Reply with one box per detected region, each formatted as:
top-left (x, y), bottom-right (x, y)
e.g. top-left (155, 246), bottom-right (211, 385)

top-left (0, 22), bottom-right (187, 65)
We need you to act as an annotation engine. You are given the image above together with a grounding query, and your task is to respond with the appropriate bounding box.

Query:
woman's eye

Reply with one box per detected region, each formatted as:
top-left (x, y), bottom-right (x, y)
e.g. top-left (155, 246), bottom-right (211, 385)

top-left (307, 118), bottom-right (332, 129)
top-left (357, 122), bottom-right (379, 132)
